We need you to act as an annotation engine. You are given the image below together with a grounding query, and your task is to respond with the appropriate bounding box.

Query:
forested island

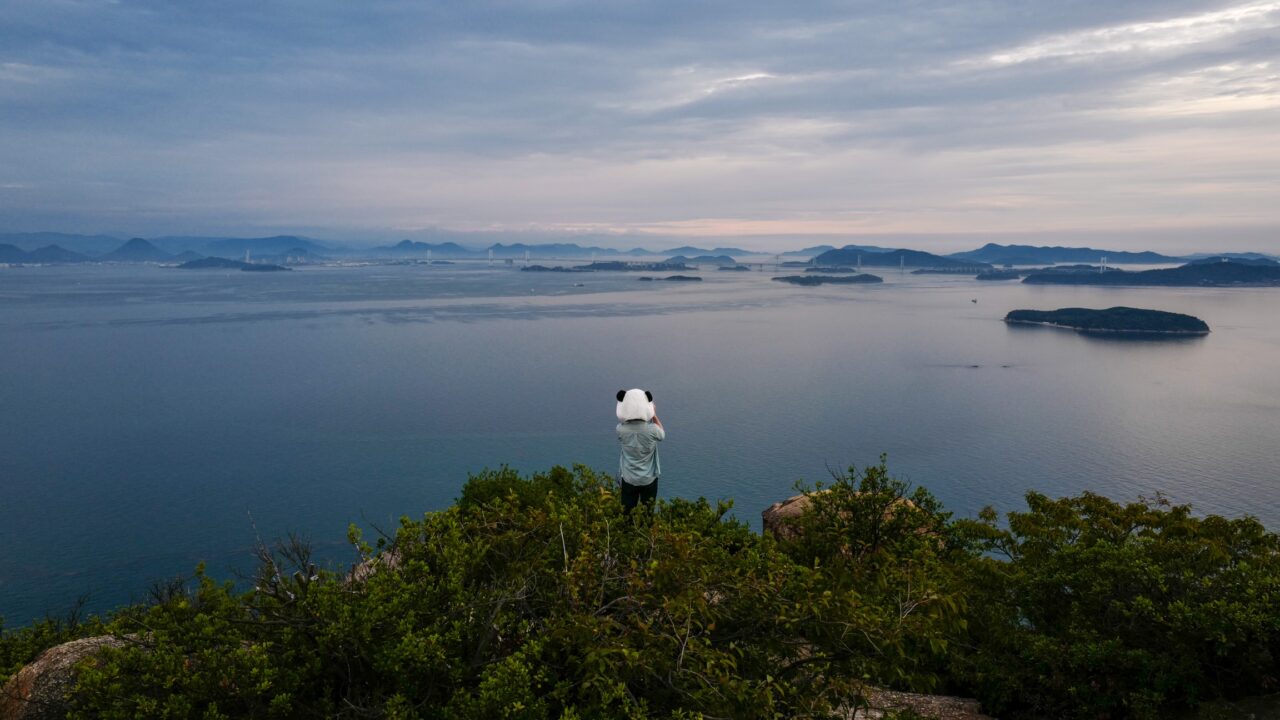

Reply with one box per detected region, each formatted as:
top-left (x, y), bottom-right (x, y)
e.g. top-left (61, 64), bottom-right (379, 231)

top-left (1023, 260), bottom-right (1280, 286)
top-left (176, 257), bottom-right (291, 272)
top-left (1004, 307), bottom-right (1210, 335)
top-left (975, 270), bottom-right (1021, 281)
top-left (773, 273), bottom-right (884, 286)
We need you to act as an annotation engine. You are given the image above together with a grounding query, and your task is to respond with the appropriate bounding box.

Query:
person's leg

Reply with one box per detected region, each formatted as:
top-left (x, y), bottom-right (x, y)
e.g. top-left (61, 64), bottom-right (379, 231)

top-left (639, 478), bottom-right (658, 508)
top-left (620, 479), bottom-right (640, 513)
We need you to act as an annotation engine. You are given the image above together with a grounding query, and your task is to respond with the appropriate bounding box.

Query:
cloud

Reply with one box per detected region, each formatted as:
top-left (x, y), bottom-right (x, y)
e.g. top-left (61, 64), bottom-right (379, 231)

top-left (0, 0), bottom-right (1276, 250)
top-left (981, 1), bottom-right (1280, 66)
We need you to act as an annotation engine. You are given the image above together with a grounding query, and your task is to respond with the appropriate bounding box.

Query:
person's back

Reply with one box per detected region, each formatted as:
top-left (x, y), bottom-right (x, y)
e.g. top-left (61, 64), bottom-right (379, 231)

top-left (615, 388), bottom-right (665, 511)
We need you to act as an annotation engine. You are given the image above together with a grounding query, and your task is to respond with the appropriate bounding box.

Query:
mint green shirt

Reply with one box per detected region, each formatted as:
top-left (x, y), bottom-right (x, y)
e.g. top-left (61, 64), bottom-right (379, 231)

top-left (617, 420), bottom-right (664, 486)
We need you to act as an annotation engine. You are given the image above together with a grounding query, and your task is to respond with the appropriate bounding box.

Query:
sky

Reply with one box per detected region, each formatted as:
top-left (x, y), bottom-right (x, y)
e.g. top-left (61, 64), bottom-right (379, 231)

top-left (1, 0), bottom-right (1279, 252)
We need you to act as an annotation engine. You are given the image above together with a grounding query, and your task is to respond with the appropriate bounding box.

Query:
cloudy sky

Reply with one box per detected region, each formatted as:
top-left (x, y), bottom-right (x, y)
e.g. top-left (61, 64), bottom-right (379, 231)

top-left (2, 0), bottom-right (1278, 251)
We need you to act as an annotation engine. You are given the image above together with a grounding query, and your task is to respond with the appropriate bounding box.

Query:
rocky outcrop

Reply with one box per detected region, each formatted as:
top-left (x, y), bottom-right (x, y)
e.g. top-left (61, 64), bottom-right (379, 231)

top-left (346, 548), bottom-right (402, 584)
top-left (0, 635), bottom-right (124, 720)
top-left (761, 491), bottom-right (822, 541)
top-left (850, 688), bottom-right (994, 719)
top-left (761, 490), bottom-right (919, 543)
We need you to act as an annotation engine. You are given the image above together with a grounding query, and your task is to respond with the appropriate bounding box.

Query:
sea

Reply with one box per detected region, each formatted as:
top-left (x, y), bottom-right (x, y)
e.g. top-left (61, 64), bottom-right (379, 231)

top-left (2, 262), bottom-right (1279, 624)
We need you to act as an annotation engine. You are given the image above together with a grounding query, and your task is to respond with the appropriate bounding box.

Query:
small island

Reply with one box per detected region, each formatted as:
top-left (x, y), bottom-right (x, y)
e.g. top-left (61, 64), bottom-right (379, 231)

top-left (773, 273), bottom-right (883, 286)
top-left (577, 261), bottom-right (692, 272)
top-left (521, 264), bottom-right (588, 273)
top-left (177, 257), bottom-right (291, 272)
top-left (1004, 307), bottom-right (1209, 336)
top-left (975, 270), bottom-right (1021, 281)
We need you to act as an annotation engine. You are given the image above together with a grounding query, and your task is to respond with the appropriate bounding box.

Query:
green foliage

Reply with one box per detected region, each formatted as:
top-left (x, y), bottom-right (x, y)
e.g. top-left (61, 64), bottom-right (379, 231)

top-left (65, 465), bottom-right (963, 718)
top-left (9, 462), bottom-right (1279, 720)
top-left (782, 458), bottom-right (969, 691)
top-left (955, 491), bottom-right (1280, 720)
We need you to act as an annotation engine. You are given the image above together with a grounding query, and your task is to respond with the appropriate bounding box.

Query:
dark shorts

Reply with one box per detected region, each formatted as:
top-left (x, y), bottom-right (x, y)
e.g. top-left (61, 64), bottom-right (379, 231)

top-left (620, 478), bottom-right (658, 511)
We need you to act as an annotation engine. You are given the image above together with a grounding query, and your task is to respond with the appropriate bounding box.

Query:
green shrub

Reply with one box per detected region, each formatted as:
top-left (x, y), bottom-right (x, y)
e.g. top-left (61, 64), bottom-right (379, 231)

top-left (66, 464), bottom-right (962, 719)
top-left (8, 462), bottom-right (1277, 720)
top-left (955, 491), bottom-right (1280, 719)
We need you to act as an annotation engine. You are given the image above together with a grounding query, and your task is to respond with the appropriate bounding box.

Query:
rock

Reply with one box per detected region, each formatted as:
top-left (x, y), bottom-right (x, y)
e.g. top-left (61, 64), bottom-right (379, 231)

top-left (0, 635), bottom-right (125, 720)
top-left (346, 548), bottom-right (401, 584)
top-left (761, 491), bottom-right (821, 541)
top-left (850, 688), bottom-right (995, 719)
top-left (761, 490), bottom-right (919, 543)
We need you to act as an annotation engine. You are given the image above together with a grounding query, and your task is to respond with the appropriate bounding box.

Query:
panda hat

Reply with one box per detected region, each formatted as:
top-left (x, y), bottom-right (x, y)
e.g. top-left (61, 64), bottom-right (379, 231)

top-left (616, 388), bottom-right (655, 422)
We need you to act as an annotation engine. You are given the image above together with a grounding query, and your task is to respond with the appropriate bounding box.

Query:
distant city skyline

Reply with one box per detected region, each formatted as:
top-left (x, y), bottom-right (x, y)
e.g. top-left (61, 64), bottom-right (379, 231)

top-left (2, 1), bottom-right (1278, 252)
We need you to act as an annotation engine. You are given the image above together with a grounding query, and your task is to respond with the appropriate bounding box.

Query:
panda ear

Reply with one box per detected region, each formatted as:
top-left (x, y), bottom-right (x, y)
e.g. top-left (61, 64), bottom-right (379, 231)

top-left (616, 390), bottom-right (627, 402)
top-left (645, 390), bottom-right (653, 401)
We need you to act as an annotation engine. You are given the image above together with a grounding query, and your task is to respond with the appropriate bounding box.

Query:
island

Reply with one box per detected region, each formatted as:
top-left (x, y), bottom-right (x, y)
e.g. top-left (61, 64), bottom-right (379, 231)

top-left (1004, 307), bottom-right (1209, 335)
top-left (950, 242), bottom-right (1183, 266)
top-left (813, 247), bottom-right (991, 270)
top-left (666, 254), bottom-right (737, 267)
top-left (772, 274), bottom-right (883, 286)
top-left (718, 265), bottom-right (751, 271)
top-left (975, 270), bottom-right (1021, 281)
top-left (576, 261), bottom-right (692, 272)
top-left (521, 264), bottom-right (588, 273)
top-left (1022, 260), bottom-right (1280, 287)
top-left (636, 275), bottom-right (702, 282)
top-left (177, 257), bottom-right (291, 272)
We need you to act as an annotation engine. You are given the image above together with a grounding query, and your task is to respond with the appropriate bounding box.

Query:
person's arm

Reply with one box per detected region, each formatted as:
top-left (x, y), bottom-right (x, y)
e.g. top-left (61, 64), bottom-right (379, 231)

top-left (650, 414), bottom-right (665, 440)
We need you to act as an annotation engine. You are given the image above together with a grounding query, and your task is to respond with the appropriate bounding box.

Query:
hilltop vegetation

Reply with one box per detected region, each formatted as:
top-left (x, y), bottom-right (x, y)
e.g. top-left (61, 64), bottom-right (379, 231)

top-left (3, 463), bottom-right (1280, 719)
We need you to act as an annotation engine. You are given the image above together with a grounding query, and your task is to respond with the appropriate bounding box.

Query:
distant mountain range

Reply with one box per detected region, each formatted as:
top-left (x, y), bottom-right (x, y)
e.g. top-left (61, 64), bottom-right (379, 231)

top-left (1, 232), bottom-right (1276, 266)
top-left (369, 239), bottom-right (753, 259)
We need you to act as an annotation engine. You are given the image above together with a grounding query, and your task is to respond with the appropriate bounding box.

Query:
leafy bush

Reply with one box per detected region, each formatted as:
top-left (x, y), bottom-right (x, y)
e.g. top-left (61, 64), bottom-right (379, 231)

top-left (65, 464), bottom-right (963, 719)
top-left (6, 462), bottom-right (1278, 720)
top-left (955, 491), bottom-right (1280, 719)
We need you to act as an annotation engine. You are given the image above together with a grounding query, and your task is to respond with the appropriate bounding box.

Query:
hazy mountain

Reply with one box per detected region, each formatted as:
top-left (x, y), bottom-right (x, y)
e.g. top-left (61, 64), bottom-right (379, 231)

top-left (0, 243), bottom-right (30, 263)
top-left (950, 243), bottom-right (1182, 265)
top-left (814, 247), bottom-right (988, 269)
top-left (0, 232), bottom-right (123, 255)
top-left (485, 243), bottom-right (636, 258)
top-left (780, 245), bottom-right (836, 257)
top-left (100, 238), bottom-right (173, 262)
top-left (373, 240), bottom-right (479, 258)
top-left (660, 245), bottom-right (750, 256)
top-left (28, 245), bottom-right (91, 263)
top-left (204, 235), bottom-right (327, 257)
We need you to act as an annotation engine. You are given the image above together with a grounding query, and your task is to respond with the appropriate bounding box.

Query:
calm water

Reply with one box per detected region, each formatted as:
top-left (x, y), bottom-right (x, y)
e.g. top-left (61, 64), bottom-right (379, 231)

top-left (2, 263), bottom-right (1278, 624)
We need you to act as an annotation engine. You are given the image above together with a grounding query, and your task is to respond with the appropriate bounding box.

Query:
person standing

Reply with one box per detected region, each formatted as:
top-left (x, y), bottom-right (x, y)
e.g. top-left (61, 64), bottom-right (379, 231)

top-left (615, 388), bottom-right (664, 512)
